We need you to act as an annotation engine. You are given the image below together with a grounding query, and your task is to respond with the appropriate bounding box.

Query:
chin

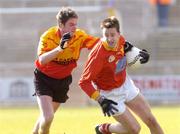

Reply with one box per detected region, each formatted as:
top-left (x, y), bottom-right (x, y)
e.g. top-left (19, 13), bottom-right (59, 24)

top-left (108, 42), bottom-right (115, 47)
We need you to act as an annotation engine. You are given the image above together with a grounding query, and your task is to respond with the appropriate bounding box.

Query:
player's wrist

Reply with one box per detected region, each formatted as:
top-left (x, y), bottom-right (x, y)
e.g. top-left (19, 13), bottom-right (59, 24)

top-left (90, 91), bottom-right (101, 101)
top-left (97, 96), bottom-right (105, 104)
top-left (56, 45), bottom-right (63, 52)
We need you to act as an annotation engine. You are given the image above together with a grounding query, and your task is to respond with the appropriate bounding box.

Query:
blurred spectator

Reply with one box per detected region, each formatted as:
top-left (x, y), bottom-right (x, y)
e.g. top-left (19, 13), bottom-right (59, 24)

top-left (149, 0), bottom-right (173, 27)
top-left (107, 0), bottom-right (116, 16)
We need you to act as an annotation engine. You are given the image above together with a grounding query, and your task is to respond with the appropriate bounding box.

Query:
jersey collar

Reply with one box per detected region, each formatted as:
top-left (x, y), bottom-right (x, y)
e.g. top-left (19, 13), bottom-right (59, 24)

top-left (102, 37), bottom-right (121, 51)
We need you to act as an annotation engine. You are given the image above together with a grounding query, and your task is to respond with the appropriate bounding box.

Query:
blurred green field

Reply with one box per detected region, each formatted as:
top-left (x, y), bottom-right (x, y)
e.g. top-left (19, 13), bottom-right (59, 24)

top-left (0, 106), bottom-right (180, 134)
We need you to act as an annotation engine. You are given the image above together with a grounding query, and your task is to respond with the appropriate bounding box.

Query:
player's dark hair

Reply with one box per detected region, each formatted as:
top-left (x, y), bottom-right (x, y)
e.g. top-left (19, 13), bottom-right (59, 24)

top-left (56, 7), bottom-right (78, 25)
top-left (101, 16), bottom-right (120, 33)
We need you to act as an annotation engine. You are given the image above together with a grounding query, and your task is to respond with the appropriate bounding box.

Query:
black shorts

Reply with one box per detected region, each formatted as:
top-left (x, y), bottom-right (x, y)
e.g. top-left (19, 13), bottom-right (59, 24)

top-left (33, 68), bottom-right (72, 103)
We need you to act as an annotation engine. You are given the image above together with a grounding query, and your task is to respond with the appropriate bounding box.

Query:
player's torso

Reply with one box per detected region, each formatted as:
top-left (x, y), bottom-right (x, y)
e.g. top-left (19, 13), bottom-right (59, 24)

top-left (36, 27), bottom-right (95, 79)
top-left (98, 46), bottom-right (126, 79)
top-left (40, 27), bottom-right (91, 64)
top-left (94, 40), bottom-right (127, 89)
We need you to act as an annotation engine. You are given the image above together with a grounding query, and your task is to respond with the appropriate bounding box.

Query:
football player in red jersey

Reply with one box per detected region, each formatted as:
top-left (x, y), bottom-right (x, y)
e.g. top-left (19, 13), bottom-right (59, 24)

top-left (79, 16), bottom-right (164, 134)
top-left (32, 7), bottom-right (99, 134)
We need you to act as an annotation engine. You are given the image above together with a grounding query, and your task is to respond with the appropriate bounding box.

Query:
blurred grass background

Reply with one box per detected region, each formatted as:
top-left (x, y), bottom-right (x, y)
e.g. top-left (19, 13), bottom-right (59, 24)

top-left (0, 106), bottom-right (179, 134)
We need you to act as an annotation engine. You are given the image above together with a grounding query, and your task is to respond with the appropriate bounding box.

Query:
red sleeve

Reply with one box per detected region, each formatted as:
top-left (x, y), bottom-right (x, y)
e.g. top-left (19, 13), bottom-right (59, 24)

top-left (83, 36), bottom-right (100, 49)
top-left (79, 44), bottom-right (104, 98)
top-left (120, 35), bottom-right (125, 46)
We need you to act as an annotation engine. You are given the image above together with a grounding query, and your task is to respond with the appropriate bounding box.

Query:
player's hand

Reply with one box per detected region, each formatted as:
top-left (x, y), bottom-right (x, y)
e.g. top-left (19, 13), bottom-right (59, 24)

top-left (98, 96), bottom-right (118, 117)
top-left (60, 32), bottom-right (71, 49)
top-left (124, 41), bottom-right (133, 53)
top-left (139, 49), bottom-right (150, 64)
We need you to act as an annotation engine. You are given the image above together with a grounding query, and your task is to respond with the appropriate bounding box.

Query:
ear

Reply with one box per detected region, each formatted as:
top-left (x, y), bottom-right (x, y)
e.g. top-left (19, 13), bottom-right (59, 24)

top-left (58, 23), bottom-right (64, 28)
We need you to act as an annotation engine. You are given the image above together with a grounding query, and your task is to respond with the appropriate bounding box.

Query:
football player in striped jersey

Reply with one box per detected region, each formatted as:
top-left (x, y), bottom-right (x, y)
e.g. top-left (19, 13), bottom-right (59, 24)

top-left (32, 7), bottom-right (99, 134)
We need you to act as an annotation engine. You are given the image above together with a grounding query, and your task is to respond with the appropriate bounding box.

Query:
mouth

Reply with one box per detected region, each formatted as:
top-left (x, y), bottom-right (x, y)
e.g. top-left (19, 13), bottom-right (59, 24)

top-left (108, 41), bottom-right (115, 47)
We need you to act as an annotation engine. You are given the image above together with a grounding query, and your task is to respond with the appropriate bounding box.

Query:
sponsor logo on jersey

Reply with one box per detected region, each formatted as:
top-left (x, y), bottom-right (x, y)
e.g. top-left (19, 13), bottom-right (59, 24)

top-left (108, 55), bottom-right (115, 63)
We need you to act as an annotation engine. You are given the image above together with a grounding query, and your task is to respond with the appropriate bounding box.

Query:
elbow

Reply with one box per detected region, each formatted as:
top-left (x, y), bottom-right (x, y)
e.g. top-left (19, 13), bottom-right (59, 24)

top-left (78, 79), bottom-right (83, 88)
top-left (38, 56), bottom-right (47, 65)
top-left (78, 78), bottom-right (87, 90)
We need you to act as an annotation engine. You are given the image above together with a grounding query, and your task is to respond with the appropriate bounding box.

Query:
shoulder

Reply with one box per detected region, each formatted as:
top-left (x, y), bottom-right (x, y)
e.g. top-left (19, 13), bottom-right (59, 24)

top-left (40, 26), bottom-right (58, 39)
top-left (89, 41), bottom-right (106, 56)
top-left (119, 35), bottom-right (125, 46)
top-left (74, 29), bottom-right (89, 38)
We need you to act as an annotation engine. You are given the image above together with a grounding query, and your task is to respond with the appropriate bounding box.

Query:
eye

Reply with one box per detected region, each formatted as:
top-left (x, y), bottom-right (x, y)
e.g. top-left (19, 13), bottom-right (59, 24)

top-left (69, 22), bottom-right (76, 27)
top-left (110, 33), bottom-right (115, 37)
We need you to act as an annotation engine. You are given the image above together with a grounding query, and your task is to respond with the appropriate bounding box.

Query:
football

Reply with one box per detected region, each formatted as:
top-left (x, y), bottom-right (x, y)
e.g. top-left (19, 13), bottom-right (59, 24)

top-left (126, 46), bottom-right (141, 68)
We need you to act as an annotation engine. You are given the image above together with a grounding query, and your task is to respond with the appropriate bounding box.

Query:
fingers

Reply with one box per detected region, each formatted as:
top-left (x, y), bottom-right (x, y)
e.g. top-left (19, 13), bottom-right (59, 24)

top-left (140, 58), bottom-right (147, 64)
top-left (103, 105), bottom-right (119, 117)
top-left (60, 32), bottom-right (72, 49)
top-left (63, 32), bottom-right (71, 40)
top-left (142, 49), bottom-right (147, 52)
top-left (103, 111), bottom-right (106, 116)
top-left (111, 105), bottom-right (119, 112)
top-left (109, 100), bottom-right (118, 105)
top-left (107, 112), bottom-right (111, 117)
top-left (103, 110), bottom-right (111, 117)
top-left (109, 110), bottom-right (115, 115)
top-left (108, 106), bottom-right (119, 116)
top-left (62, 38), bottom-right (70, 42)
top-left (139, 51), bottom-right (147, 58)
top-left (99, 97), bottom-right (119, 117)
top-left (139, 50), bottom-right (149, 64)
top-left (139, 50), bottom-right (149, 58)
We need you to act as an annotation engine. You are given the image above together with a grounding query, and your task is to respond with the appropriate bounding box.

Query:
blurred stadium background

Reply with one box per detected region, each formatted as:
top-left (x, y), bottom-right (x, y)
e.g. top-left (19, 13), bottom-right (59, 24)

top-left (0, 0), bottom-right (180, 107)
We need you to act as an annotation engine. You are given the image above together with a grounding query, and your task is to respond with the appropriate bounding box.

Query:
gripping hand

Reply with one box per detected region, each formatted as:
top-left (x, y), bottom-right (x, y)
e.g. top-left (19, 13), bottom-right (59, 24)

top-left (124, 41), bottom-right (133, 53)
top-left (139, 49), bottom-right (150, 64)
top-left (98, 96), bottom-right (118, 117)
top-left (60, 32), bottom-right (71, 49)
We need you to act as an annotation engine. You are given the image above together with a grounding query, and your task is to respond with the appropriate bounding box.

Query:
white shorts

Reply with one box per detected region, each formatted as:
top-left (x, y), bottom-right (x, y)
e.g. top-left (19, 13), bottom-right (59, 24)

top-left (99, 74), bottom-right (139, 116)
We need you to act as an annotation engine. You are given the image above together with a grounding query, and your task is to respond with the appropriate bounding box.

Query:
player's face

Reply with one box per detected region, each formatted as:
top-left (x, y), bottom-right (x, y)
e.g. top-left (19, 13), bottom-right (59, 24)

top-left (102, 27), bottom-right (120, 48)
top-left (60, 18), bottom-right (78, 35)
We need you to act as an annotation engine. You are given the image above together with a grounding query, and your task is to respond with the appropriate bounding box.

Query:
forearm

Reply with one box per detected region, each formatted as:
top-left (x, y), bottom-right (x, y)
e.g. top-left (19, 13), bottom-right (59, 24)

top-left (79, 80), bottom-right (100, 100)
top-left (38, 32), bottom-right (71, 65)
top-left (38, 46), bottom-right (63, 65)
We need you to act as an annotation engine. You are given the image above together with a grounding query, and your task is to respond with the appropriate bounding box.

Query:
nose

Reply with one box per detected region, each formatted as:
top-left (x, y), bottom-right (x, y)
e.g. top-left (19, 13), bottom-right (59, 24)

top-left (107, 37), bottom-right (113, 42)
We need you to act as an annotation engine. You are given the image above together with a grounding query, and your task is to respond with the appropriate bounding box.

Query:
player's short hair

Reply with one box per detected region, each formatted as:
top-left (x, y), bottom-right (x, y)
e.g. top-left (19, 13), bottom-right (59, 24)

top-left (56, 7), bottom-right (78, 25)
top-left (101, 16), bottom-right (120, 33)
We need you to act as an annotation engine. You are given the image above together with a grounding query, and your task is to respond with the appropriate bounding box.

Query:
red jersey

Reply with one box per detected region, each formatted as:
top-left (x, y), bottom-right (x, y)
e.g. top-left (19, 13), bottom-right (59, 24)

top-left (79, 36), bottom-right (127, 98)
top-left (35, 26), bottom-right (99, 79)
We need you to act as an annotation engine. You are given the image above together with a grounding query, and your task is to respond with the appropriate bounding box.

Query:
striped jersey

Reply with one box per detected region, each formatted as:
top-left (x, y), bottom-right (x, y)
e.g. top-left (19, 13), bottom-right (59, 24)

top-left (35, 26), bottom-right (99, 79)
